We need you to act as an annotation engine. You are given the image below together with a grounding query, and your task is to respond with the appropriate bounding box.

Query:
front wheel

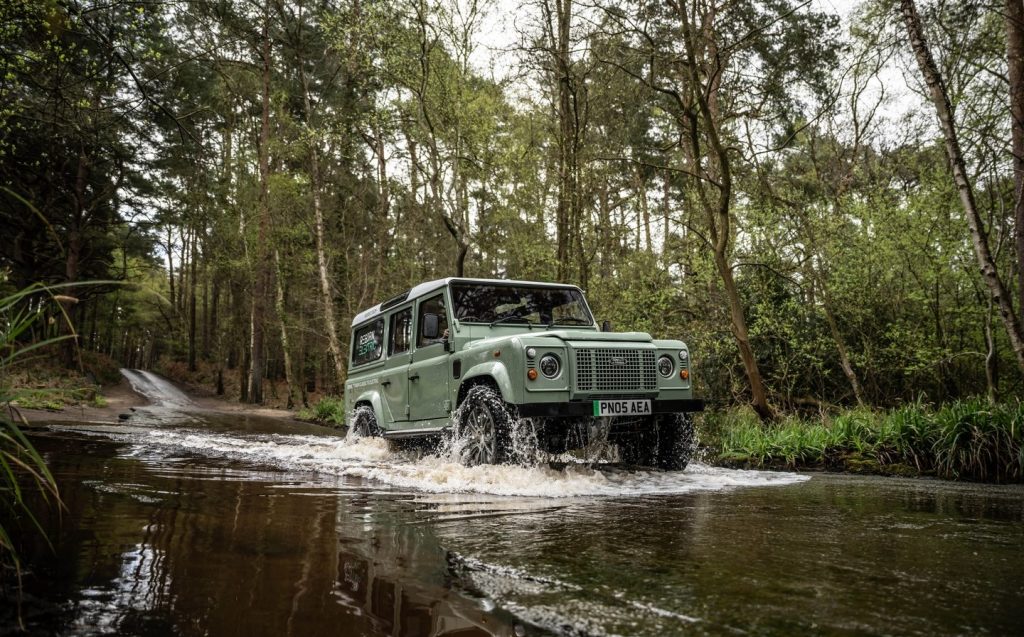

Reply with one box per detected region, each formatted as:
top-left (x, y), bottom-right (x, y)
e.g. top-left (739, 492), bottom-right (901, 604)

top-left (350, 404), bottom-right (381, 438)
top-left (617, 413), bottom-right (695, 470)
top-left (453, 385), bottom-right (512, 466)
top-left (655, 413), bottom-right (696, 470)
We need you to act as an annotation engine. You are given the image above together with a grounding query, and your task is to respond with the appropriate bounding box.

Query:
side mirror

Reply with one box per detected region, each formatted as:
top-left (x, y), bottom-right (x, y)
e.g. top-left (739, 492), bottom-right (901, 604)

top-left (601, 320), bottom-right (612, 332)
top-left (422, 313), bottom-right (440, 340)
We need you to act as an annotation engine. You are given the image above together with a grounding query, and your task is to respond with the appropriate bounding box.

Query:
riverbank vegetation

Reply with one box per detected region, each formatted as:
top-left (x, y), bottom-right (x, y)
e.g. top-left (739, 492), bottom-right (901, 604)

top-left (2, 1), bottom-right (1024, 480)
top-left (706, 400), bottom-right (1024, 482)
top-left (0, 287), bottom-right (62, 609)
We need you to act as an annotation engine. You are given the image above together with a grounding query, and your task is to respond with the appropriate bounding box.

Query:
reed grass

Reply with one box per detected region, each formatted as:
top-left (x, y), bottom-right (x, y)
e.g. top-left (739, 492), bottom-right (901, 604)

top-left (1, 284), bottom-right (65, 612)
top-left (706, 399), bottom-right (1024, 482)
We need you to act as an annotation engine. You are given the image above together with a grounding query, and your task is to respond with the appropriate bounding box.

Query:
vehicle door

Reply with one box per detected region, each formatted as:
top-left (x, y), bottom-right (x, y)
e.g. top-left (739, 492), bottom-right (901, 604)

top-left (409, 293), bottom-right (451, 421)
top-left (380, 306), bottom-right (413, 423)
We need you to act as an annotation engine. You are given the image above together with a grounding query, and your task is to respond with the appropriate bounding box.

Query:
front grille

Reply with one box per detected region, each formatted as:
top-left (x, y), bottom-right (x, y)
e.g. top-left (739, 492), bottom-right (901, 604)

top-left (574, 348), bottom-right (657, 392)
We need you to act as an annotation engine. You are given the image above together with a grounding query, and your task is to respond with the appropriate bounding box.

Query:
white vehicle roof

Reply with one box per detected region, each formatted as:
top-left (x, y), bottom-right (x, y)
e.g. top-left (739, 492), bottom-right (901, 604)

top-left (350, 277), bottom-right (585, 326)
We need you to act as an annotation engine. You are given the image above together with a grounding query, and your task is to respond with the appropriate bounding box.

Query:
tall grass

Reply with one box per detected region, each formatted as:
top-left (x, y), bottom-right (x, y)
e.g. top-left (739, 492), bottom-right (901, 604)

top-left (706, 399), bottom-right (1024, 482)
top-left (297, 396), bottom-right (347, 427)
top-left (0, 284), bottom-right (65, 610)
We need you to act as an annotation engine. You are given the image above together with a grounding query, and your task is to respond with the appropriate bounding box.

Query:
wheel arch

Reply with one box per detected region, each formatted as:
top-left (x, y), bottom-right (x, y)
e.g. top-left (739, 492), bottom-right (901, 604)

top-left (350, 391), bottom-right (385, 427)
top-left (456, 362), bottom-right (512, 407)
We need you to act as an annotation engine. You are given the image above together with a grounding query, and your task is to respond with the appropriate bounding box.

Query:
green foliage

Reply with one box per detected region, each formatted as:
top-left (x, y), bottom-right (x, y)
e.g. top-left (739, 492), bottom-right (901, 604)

top-left (708, 399), bottom-right (1024, 482)
top-left (0, 0), bottom-right (1019, 438)
top-left (0, 285), bottom-right (62, 597)
top-left (297, 397), bottom-right (347, 428)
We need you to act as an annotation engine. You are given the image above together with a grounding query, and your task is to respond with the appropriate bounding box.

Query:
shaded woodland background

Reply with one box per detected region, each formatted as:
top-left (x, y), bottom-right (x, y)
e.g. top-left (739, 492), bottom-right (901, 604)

top-left (2, 0), bottom-right (1023, 415)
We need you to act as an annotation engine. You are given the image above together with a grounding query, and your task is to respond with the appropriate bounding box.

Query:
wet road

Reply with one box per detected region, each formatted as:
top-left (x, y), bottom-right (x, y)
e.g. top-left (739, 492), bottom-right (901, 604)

top-left (7, 370), bottom-right (1024, 636)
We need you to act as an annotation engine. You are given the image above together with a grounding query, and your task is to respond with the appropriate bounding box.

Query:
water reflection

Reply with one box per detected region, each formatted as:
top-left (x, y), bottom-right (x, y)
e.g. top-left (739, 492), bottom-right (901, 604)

top-left (12, 434), bottom-right (521, 637)
top-left (9, 415), bottom-right (1024, 637)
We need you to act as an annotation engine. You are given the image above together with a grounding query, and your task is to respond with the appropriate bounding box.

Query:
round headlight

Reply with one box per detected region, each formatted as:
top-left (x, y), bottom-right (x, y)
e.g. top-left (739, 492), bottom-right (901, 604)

top-left (678, 349), bottom-right (689, 363)
top-left (526, 347), bottom-right (537, 359)
top-left (658, 355), bottom-right (675, 377)
top-left (539, 354), bottom-right (561, 378)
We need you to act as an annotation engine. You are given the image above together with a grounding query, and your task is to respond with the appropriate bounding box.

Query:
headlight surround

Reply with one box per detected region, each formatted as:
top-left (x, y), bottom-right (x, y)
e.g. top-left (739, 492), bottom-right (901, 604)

top-left (539, 354), bottom-right (561, 379)
top-left (658, 355), bottom-right (675, 377)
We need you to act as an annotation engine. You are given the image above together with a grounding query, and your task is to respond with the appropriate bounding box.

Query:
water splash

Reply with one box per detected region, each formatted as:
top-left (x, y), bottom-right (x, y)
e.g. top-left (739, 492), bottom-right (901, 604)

top-left (62, 372), bottom-right (808, 498)
top-left (74, 422), bottom-right (807, 498)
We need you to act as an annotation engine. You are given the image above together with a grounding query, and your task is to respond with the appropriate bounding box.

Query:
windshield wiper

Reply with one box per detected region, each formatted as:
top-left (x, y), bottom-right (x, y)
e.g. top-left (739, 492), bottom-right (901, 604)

top-left (491, 315), bottom-right (530, 327)
top-left (546, 317), bottom-right (592, 328)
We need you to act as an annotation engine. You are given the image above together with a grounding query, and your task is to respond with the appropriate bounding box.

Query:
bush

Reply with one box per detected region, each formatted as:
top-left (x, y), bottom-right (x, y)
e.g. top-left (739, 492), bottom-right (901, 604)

top-left (298, 396), bottom-right (347, 427)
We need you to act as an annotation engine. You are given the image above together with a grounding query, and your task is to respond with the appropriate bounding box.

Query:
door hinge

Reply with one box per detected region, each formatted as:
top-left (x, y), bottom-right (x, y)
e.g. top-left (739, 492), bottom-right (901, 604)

top-left (444, 399), bottom-right (452, 413)
top-left (404, 404), bottom-right (410, 416)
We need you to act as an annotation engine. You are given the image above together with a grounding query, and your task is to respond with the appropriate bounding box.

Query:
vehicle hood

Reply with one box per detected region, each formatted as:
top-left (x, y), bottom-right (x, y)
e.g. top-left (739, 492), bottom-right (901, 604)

top-left (462, 329), bottom-right (657, 350)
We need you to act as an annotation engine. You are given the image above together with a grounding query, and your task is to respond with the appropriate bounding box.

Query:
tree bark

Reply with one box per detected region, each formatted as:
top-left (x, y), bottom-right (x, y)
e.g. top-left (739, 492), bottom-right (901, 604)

top-left (188, 222), bottom-right (198, 372)
top-left (900, 0), bottom-right (1024, 375)
top-left (676, 0), bottom-right (773, 420)
top-left (274, 250), bottom-right (296, 409)
top-left (248, 6), bottom-right (273, 404)
top-left (166, 227), bottom-right (175, 312)
top-left (296, 0), bottom-right (347, 391)
top-left (553, 0), bottom-right (576, 283)
top-left (1007, 0), bottom-right (1024, 318)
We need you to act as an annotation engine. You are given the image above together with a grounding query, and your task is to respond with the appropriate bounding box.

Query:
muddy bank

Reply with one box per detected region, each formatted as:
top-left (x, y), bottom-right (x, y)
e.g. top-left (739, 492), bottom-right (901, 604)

top-left (13, 370), bottom-right (308, 427)
top-left (11, 376), bottom-right (147, 426)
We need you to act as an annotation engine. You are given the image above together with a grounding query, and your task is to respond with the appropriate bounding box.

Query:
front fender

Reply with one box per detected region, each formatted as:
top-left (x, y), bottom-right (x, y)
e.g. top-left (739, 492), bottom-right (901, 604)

top-left (460, 361), bottom-right (515, 404)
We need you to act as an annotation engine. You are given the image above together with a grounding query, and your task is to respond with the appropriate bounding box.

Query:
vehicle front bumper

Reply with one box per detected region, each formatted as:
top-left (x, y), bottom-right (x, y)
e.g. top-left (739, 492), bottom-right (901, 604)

top-left (516, 399), bottom-right (705, 418)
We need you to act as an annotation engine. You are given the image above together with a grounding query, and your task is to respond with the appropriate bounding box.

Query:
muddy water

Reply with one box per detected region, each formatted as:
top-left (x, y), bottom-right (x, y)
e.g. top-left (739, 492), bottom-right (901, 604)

top-left (7, 371), bottom-right (1024, 636)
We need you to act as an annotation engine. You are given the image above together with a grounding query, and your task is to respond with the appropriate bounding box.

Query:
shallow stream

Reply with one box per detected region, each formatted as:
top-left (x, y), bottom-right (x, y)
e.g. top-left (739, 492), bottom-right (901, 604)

top-left (7, 370), bottom-right (1023, 635)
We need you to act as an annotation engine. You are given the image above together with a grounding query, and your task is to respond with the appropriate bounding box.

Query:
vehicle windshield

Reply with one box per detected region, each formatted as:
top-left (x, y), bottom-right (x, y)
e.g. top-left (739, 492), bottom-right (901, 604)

top-left (450, 282), bottom-right (594, 327)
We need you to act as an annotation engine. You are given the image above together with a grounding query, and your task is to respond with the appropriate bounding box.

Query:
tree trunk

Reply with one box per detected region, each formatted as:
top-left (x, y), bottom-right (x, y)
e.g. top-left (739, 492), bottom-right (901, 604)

top-left (274, 250), bottom-right (296, 409)
top-left (296, 1), bottom-right (347, 392)
top-left (715, 252), bottom-right (772, 420)
top-left (985, 293), bottom-right (999, 403)
top-left (677, 2), bottom-right (773, 420)
top-left (820, 280), bottom-right (865, 406)
top-left (248, 7), bottom-right (273, 404)
top-left (554, 0), bottom-right (574, 283)
top-left (166, 227), bottom-right (176, 314)
top-left (1007, 0), bottom-right (1024, 318)
top-left (188, 223), bottom-right (198, 372)
top-left (900, 0), bottom-right (1024, 375)
top-left (202, 254), bottom-right (210, 360)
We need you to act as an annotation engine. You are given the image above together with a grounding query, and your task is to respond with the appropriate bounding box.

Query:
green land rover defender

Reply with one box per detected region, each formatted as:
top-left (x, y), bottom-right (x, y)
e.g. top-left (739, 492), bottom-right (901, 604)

top-left (343, 278), bottom-right (704, 469)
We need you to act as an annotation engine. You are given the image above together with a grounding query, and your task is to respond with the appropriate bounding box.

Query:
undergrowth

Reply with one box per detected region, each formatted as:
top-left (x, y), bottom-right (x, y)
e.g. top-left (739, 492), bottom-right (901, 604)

top-left (297, 396), bottom-right (346, 427)
top-left (703, 398), bottom-right (1023, 482)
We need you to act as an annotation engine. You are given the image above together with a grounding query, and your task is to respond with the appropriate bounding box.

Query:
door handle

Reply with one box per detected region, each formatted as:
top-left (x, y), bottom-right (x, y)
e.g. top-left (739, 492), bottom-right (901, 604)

top-left (409, 374), bottom-right (420, 381)
top-left (381, 380), bottom-right (391, 387)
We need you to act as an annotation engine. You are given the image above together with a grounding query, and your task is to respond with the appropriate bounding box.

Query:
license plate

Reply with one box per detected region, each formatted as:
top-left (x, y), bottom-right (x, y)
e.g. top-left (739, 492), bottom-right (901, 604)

top-left (593, 399), bottom-right (652, 417)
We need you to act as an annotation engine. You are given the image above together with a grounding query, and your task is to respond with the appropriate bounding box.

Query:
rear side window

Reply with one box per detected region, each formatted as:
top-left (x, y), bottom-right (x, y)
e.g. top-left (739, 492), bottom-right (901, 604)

top-left (352, 319), bottom-right (384, 366)
top-left (389, 307), bottom-right (413, 355)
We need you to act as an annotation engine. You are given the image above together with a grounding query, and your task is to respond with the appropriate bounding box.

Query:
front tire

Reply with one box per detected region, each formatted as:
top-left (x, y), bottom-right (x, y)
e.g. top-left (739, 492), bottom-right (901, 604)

top-left (655, 413), bottom-right (695, 470)
top-left (350, 404), bottom-right (381, 438)
top-left (617, 413), bottom-right (695, 470)
top-left (454, 385), bottom-right (512, 466)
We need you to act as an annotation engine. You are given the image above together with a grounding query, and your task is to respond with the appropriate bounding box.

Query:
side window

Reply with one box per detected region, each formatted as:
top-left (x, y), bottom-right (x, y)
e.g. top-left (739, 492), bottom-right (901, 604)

top-left (389, 307), bottom-right (413, 355)
top-left (416, 294), bottom-right (449, 348)
top-left (351, 319), bottom-right (384, 366)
